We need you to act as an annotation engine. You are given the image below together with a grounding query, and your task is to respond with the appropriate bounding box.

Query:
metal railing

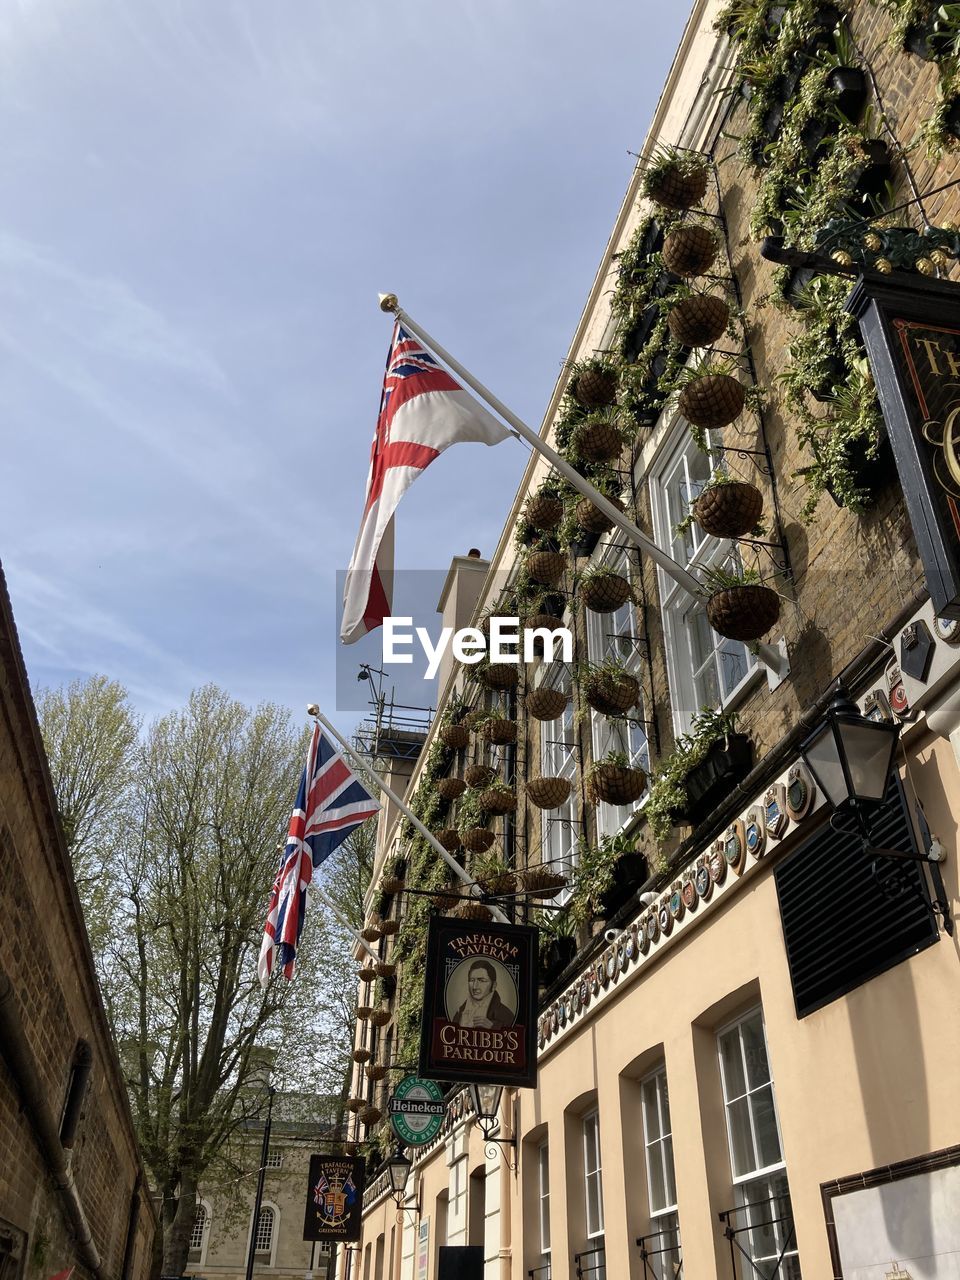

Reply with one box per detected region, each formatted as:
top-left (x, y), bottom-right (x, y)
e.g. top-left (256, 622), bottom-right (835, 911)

top-left (718, 1194), bottom-right (800, 1279)
top-left (636, 1222), bottom-right (682, 1278)
top-left (527, 1264), bottom-right (552, 1280)
top-left (573, 1244), bottom-right (606, 1280)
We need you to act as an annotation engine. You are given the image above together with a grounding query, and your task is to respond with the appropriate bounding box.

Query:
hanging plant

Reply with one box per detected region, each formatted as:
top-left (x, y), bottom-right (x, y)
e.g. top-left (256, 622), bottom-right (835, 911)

top-left (573, 491), bottom-right (625, 536)
top-left (641, 146), bottom-right (710, 210)
top-left (645, 707), bottom-right (741, 845)
top-left (526, 544), bottom-right (568, 587)
top-left (356, 1006), bottom-right (374, 1021)
top-left (358, 964), bottom-right (377, 983)
top-left (457, 789), bottom-right (495, 854)
top-left (365, 1063), bottom-right (388, 1082)
top-left (451, 900), bottom-right (494, 921)
top-left (436, 776), bottom-right (467, 801)
top-left (676, 362), bottom-right (749, 434)
top-left (346, 1096), bottom-right (365, 1112)
top-left (477, 714), bottom-right (518, 745)
top-left (578, 564), bottom-right (635, 614)
top-left (667, 291), bottom-right (731, 347)
top-left (478, 660), bottom-right (521, 692)
top-left (526, 686), bottom-right (569, 721)
top-left (361, 923), bottom-right (382, 943)
top-left (464, 762), bottom-right (497, 788)
top-left (375, 960), bottom-right (397, 978)
top-left (352, 1047), bottom-right (371, 1064)
top-left (370, 1007), bottom-right (392, 1027)
top-left (380, 919), bottom-right (400, 937)
top-left (586, 752), bottom-right (648, 805)
top-left (479, 782), bottom-right (518, 815)
top-left (521, 864), bottom-right (568, 897)
top-left (570, 409), bottom-right (627, 464)
top-left (439, 723), bottom-right (470, 750)
top-left (702, 565), bottom-right (781, 641)
top-left (690, 474), bottom-right (765, 539)
top-left (360, 1105), bottom-right (382, 1126)
top-left (567, 356), bottom-right (620, 410)
top-left (525, 479), bottom-right (566, 532)
top-left (462, 707), bottom-right (488, 730)
top-left (473, 852), bottom-right (518, 895)
top-left (661, 223), bottom-right (718, 277)
top-left (527, 775), bottom-right (573, 809)
top-left (435, 827), bottom-right (461, 852)
top-left (579, 661), bottom-right (640, 716)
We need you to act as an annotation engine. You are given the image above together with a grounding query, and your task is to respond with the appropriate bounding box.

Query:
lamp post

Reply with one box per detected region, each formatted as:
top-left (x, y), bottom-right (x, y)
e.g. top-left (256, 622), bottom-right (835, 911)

top-left (800, 685), bottom-right (952, 933)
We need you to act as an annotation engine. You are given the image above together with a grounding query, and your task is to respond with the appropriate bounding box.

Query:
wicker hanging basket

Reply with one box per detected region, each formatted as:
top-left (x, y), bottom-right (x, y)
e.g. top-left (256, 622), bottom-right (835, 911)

top-left (464, 763), bottom-right (497, 788)
top-left (480, 663), bottom-right (520, 692)
top-left (379, 918), bottom-right (400, 936)
top-left (439, 723), bottom-right (470, 750)
top-left (523, 610), bottom-right (564, 635)
top-left (375, 961), bottom-right (396, 978)
top-left (365, 1063), bottom-right (388, 1082)
top-left (434, 889), bottom-right (461, 912)
top-left (692, 481), bottom-right (763, 539)
top-left (526, 492), bottom-right (564, 531)
top-left (356, 1006), bottom-right (374, 1021)
top-left (380, 875), bottom-right (405, 895)
top-left (346, 1097), bottom-right (365, 1112)
top-left (476, 867), bottom-right (518, 895)
top-left (360, 924), bottom-right (382, 943)
top-left (587, 763), bottom-right (648, 805)
top-left (574, 494), bottom-right (624, 535)
top-left (370, 1007), bottom-right (392, 1026)
top-left (462, 708), bottom-right (487, 729)
top-left (572, 418), bottom-right (624, 463)
top-left (527, 550), bottom-right (567, 587)
top-left (359, 1105), bottom-right (382, 1126)
top-left (678, 373), bottom-right (746, 430)
top-left (358, 965), bottom-right (377, 983)
top-left (705, 585), bottom-right (781, 641)
top-left (435, 827), bottom-right (461, 852)
top-left (352, 1047), bottom-right (371, 1064)
top-left (581, 572), bottom-right (633, 614)
top-left (436, 776), bottom-right (467, 801)
top-left (520, 865), bottom-right (568, 897)
top-left (527, 776), bottom-right (573, 809)
top-left (451, 900), bottom-right (494, 921)
top-left (461, 827), bottom-right (496, 854)
top-left (480, 717), bottom-right (517, 745)
top-left (480, 787), bottom-right (517, 815)
top-left (662, 225), bottom-right (718, 277)
top-left (526, 687), bottom-right (569, 721)
top-left (645, 161), bottom-right (709, 210)
top-left (667, 293), bottom-right (730, 347)
top-left (571, 366), bottom-right (618, 410)
top-left (583, 671), bottom-right (640, 716)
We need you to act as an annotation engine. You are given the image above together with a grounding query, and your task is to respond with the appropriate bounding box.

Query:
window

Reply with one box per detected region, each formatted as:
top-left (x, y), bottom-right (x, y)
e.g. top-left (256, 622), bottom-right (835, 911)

top-left (538, 1142), bottom-right (551, 1268)
top-left (585, 546), bottom-right (649, 837)
top-left (253, 1206), bottom-right (275, 1256)
top-left (640, 1069), bottom-right (681, 1279)
top-left (649, 430), bottom-right (756, 734)
top-left (318, 1242), bottom-right (332, 1256)
top-left (188, 1201), bottom-right (210, 1265)
top-left (582, 1111), bottom-right (604, 1239)
top-left (538, 664), bottom-right (578, 888)
top-left (717, 1009), bottom-right (800, 1279)
top-left (265, 1150), bottom-right (283, 1169)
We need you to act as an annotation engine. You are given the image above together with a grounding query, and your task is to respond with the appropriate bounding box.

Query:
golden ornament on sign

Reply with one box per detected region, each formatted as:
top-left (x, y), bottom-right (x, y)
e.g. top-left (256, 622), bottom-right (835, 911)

top-left (831, 249), bottom-right (854, 266)
top-left (930, 249), bottom-right (949, 268)
top-left (864, 232), bottom-right (883, 251)
top-left (941, 221), bottom-right (959, 233)
top-left (916, 257), bottom-right (936, 276)
top-left (875, 258), bottom-right (893, 274)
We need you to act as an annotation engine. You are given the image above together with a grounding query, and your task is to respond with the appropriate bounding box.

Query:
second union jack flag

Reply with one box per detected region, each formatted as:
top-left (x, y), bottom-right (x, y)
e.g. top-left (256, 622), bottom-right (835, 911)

top-left (340, 322), bottom-right (510, 644)
top-left (258, 724), bottom-right (380, 986)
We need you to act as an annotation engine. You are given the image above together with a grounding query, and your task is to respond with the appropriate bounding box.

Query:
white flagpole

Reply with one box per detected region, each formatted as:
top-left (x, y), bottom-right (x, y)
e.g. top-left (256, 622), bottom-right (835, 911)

top-left (309, 885), bottom-right (381, 962)
top-left (310, 708), bottom-right (509, 925)
top-left (378, 293), bottom-right (704, 600)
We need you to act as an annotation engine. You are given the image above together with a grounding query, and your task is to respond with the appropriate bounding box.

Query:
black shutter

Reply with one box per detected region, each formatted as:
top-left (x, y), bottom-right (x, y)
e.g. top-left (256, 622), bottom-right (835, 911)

top-left (774, 777), bottom-right (938, 1018)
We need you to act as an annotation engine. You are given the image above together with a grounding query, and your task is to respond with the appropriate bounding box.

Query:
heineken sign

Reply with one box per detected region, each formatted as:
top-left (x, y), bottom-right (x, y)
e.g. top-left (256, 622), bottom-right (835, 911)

top-left (389, 1075), bottom-right (445, 1146)
top-left (849, 274), bottom-right (960, 618)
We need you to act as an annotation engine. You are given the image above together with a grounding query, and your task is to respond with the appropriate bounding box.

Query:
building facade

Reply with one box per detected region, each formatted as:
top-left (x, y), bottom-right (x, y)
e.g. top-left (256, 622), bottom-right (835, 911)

top-left (342, 2), bottom-right (960, 1278)
top-left (0, 564), bottom-right (156, 1280)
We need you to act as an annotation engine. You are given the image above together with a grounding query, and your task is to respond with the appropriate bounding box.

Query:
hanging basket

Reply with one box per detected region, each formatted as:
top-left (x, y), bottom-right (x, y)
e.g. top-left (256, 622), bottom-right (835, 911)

top-left (358, 965), bottom-right (377, 983)
top-left (692, 482), bottom-right (763, 539)
top-left (380, 875), bottom-right (405, 895)
top-left (645, 161), bottom-right (709, 211)
top-left (465, 763), bottom-right (497, 788)
top-left (574, 494), bottom-right (624, 535)
top-left (480, 787), bottom-right (517, 815)
top-left (667, 293), bottom-right (730, 347)
top-left (439, 723), bottom-right (470, 750)
top-left (462, 708), bottom-right (487, 729)
top-left (524, 610), bottom-right (564, 635)
top-left (375, 961), bottom-right (396, 978)
top-left (370, 1007), bottom-right (392, 1026)
top-left (435, 827), bottom-right (461, 852)
top-left (451, 900), bottom-right (494, 921)
top-left (527, 550), bottom-right (567, 587)
top-left (359, 1105), bottom-right (382, 1126)
top-left (461, 827), bottom-right (496, 854)
top-left (346, 1097), bottom-right (365, 1113)
top-left (356, 1006), bottom-right (374, 1021)
top-left (365, 1063), bottom-right (388, 1082)
top-left (476, 868), bottom-right (518, 895)
top-left (526, 687), bottom-right (569, 721)
top-left (436, 776), bottom-right (467, 801)
top-left (705, 585), bottom-right (781, 641)
top-left (379, 918), bottom-right (399, 936)
top-left (434, 889), bottom-right (461, 912)
top-left (480, 717), bottom-right (517, 745)
top-left (583, 671), bottom-right (640, 716)
top-left (571, 366), bottom-right (618, 410)
top-left (580, 572), bottom-right (632, 613)
top-left (352, 1048), bottom-right (371, 1064)
top-left (527, 776), bottom-right (573, 809)
top-left (587, 763), bottom-right (648, 806)
top-left (662, 225), bottom-right (718, 277)
top-left (526, 492), bottom-right (564, 531)
top-left (678, 373), bottom-right (746, 430)
top-left (572, 418), bottom-right (624, 463)
top-left (480, 663), bottom-right (520, 692)
top-left (520, 865), bottom-right (568, 897)
top-left (361, 924), bottom-right (382, 943)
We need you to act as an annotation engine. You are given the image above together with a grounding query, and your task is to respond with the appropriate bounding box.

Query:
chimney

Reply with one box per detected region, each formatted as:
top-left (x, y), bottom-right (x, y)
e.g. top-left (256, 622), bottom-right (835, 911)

top-left (435, 550), bottom-right (490, 695)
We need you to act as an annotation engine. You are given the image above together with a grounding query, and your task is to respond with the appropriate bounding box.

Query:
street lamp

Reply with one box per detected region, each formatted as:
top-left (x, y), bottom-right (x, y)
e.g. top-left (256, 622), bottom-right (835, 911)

top-left (468, 1085), bottom-right (516, 1165)
top-left (800, 685), bottom-right (952, 934)
top-left (385, 1147), bottom-right (420, 1218)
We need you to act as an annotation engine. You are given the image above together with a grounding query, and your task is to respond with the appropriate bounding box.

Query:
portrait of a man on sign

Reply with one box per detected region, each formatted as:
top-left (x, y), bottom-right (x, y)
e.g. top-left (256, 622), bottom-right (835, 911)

top-left (419, 917), bottom-right (538, 1088)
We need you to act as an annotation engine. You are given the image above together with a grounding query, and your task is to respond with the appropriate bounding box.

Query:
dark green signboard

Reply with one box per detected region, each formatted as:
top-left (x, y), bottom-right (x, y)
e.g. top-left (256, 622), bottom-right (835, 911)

top-left (389, 1075), bottom-right (445, 1146)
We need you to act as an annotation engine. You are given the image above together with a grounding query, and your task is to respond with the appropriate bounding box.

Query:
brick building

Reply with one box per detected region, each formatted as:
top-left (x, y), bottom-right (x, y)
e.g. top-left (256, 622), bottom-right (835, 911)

top-left (0, 564), bottom-right (155, 1280)
top-left (342, 1), bottom-right (960, 1278)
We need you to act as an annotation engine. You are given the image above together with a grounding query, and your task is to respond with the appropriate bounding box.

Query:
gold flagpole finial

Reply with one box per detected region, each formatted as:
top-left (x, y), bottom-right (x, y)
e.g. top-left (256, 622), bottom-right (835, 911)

top-left (306, 703), bottom-right (320, 717)
top-left (378, 293), bottom-right (399, 313)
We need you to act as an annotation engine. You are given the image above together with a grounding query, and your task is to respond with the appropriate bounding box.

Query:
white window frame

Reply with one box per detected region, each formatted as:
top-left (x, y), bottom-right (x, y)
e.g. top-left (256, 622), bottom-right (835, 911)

top-left (188, 1199), bottom-right (212, 1266)
top-left (249, 1201), bottom-right (279, 1268)
top-left (538, 1141), bottom-right (551, 1263)
top-left (640, 1069), bottom-right (681, 1280)
top-left (582, 1110), bottom-right (604, 1241)
top-left (265, 1149), bottom-right (283, 1169)
top-left (717, 1008), bottom-right (799, 1278)
top-left (536, 663), bottom-right (578, 891)
top-left (647, 426), bottom-right (759, 736)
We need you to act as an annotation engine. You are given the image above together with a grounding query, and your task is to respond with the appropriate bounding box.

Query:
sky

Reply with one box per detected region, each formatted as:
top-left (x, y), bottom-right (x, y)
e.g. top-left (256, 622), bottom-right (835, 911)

top-left (0, 0), bottom-right (691, 733)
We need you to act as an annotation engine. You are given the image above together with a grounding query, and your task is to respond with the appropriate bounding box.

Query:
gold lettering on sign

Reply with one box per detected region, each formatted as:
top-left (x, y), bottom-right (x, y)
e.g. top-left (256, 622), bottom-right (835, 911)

top-left (915, 337), bottom-right (960, 378)
top-left (922, 403), bottom-right (960, 498)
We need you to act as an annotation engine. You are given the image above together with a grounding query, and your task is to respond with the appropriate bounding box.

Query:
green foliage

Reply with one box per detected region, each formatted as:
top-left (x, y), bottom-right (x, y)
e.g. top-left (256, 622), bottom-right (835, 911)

top-left (645, 707), bottom-right (741, 845)
top-left (569, 831), bottom-right (638, 927)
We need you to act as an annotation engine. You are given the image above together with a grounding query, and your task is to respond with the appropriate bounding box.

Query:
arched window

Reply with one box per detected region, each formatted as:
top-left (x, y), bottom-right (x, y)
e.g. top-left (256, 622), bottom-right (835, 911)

top-left (254, 1206), bottom-right (275, 1255)
top-left (188, 1200), bottom-right (211, 1264)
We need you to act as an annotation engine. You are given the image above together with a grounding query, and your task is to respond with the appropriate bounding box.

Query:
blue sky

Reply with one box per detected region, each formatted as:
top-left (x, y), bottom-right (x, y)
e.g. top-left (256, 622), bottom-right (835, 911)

top-left (0, 0), bottom-right (690, 729)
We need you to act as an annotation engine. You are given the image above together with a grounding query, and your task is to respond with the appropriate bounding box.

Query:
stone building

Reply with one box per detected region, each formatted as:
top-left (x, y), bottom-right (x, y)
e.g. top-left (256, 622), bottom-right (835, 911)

top-left (0, 564), bottom-right (156, 1280)
top-left (342, 1), bottom-right (960, 1278)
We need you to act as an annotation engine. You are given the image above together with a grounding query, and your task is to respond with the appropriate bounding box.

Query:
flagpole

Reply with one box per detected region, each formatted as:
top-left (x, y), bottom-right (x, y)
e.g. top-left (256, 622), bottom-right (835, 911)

top-left (310, 709), bottom-right (509, 925)
top-left (378, 293), bottom-right (703, 600)
top-left (308, 885), bottom-right (381, 962)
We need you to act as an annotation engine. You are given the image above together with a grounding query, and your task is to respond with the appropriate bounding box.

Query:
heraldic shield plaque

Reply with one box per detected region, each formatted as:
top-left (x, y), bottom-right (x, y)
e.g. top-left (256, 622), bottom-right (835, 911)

top-left (303, 1154), bottom-right (366, 1242)
top-left (419, 916), bottom-right (539, 1088)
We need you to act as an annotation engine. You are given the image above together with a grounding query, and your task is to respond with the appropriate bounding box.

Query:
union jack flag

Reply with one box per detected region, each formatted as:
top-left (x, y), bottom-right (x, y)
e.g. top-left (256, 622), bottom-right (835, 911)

top-left (340, 322), bottom-right (510, 644)
top-left (258, 724), bottom-right (380, 986)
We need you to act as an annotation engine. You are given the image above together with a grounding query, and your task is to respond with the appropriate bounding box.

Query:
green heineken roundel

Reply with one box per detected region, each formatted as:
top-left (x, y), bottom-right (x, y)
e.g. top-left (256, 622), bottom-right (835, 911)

top-left (389, 1076), bottom-right (445, 1146)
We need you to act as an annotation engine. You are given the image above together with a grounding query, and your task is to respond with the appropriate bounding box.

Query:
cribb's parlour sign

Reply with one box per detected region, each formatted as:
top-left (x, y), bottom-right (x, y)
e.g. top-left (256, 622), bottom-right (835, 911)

top-left (849, 275), bottom-right (960, 618)
top-left (418, 917), bottom-right (538, 1088)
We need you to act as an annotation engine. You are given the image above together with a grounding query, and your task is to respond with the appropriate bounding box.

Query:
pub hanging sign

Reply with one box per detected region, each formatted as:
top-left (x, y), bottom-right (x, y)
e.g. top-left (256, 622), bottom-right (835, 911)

top-left (418, 916), bottom-right (538, 1088)
top-left (303, 1154), bottom-right (365, 1242)
top-left (848, 274), bottom-right (960, 619)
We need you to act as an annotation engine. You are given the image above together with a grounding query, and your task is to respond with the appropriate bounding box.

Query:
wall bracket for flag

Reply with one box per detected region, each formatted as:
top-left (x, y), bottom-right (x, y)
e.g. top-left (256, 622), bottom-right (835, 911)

top-left (377, 294), bottom-right (789, 682)
top-left (309, 706), bottom-right (509, 923)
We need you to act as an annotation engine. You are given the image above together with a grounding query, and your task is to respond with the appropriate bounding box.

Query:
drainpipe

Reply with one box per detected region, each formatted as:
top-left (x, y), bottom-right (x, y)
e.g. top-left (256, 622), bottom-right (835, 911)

top-left (121, 1173), bottom-right (143, 1280)
top-left (0, 972), bottom-right (103, 1276)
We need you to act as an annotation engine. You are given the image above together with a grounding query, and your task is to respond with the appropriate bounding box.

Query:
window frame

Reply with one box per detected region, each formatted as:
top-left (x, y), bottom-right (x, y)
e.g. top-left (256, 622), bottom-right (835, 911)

top-left (250, 1202), bottom-right (279, 1267)
top-left (582, 1109), bottom-right (605, 1242)
top-left (537, 1141), bottom-right (551, 1261)
top-left (188, 1199), bottom-right (212, 1266)
top-left (536, 662), bottom-right (578, 891)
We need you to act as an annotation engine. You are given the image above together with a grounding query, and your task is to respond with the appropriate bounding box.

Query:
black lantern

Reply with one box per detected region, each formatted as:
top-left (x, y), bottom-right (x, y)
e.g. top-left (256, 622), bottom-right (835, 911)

top-left (800, 686), bottom-right (900, 811)
top-left (386, 1148), bottom-right (412, 1204)
top-left (468, 1084), bottom-right (503, 1135)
